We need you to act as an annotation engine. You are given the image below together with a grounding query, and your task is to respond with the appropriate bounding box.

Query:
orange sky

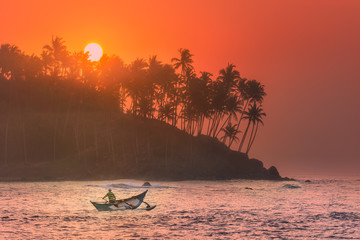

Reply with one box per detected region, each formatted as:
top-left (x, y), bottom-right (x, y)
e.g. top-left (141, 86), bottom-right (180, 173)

top-left (2, 0), bottom-right (360, 177)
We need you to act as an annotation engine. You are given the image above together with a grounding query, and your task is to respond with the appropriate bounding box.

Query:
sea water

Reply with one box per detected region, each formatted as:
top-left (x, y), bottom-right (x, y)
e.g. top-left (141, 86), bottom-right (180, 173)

top-left (0, 177), bottom-right (359, 239)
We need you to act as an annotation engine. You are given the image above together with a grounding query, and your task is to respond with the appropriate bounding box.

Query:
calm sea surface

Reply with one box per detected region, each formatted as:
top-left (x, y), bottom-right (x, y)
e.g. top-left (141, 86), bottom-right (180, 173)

top-left (0, 177), bottom-right (359, 239)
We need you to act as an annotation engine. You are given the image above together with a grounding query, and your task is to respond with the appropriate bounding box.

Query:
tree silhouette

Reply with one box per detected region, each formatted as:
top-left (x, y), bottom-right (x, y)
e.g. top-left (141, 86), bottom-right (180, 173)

top-left (220, 122), bottom-right (240, 147)
top-left (0, 44), bottom-right (24, 81)
top-left (171, 48), bottom-right (194, 78)
top-left (42, 36), bottom-right (69, 77)
top-left (215, 94), bottom-right (242, 145)
top-left (158, 103), bottom-right (175, 123)
top-left (245, 103), bottom-right (266, 154)
top-left (171, 48), bottom-right (194, 126)
top-left (217, 63), bottom-right (240, 93)
top-left (0, 37), bottom-right (268, 165)
top-left (231, 79), bottom-right (266, 149)
top-left (238, 102), bottom-right (266, 152)
top-left (208, 64), bottom-right (241, 138)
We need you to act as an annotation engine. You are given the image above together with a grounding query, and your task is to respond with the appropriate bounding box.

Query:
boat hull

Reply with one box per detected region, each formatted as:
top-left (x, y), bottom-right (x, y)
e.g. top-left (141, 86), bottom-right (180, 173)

top-left (91, 190), bottom-right (148, 211)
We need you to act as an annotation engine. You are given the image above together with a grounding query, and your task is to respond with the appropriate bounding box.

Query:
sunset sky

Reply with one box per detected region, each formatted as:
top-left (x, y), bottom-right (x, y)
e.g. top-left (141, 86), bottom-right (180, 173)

top-left (1, 0), bottom-right (359, 176)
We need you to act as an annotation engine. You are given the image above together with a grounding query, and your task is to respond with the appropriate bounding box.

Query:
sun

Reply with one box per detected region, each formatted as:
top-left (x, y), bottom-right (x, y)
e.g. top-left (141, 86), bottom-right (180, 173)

top-left (84, 43), bottom-right (103, 61)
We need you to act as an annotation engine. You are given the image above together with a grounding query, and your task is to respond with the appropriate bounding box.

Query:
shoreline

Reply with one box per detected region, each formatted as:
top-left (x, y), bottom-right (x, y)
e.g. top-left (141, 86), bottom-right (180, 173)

top-left (0, 175), bottom-right (295, 182)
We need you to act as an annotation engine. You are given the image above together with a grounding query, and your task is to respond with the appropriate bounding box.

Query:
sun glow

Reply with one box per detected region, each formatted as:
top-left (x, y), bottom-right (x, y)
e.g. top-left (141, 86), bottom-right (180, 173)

top-left (84, 43), bottom-right (103, 61)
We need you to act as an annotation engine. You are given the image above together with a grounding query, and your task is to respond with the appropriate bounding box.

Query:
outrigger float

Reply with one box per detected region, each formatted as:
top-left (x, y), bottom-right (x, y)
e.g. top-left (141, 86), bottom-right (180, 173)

top-left (90, 190), bottom-right (156, 211)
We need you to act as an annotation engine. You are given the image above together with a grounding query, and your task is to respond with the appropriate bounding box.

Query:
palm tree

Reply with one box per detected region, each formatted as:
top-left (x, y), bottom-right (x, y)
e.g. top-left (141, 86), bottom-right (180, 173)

top-left (96, 55), bottom-right (128, 110)
top-left (217, 63), bottom-right (240, 93)
top-left (231, 79), bottom-right (266, 148)
top-left (171, 48), bottom-right (194, 78)
top-left (208, 64), bottom-right (240, 138)
top-left (126, 58), bottom-right (148, 115)
top-left (158, 103), bottom-right (175, 123)
top-left (147, 55), bottom-right (163, 116)
top-left (23, 54), bottom-right (43, 80)
top-left (246, 79), bottom-right (266, 103)
top-left (180, 70), bottom-right (211, 134)
top-left (207, 80), bottom-right (227, 136)
top-left (154, 63), bottom-right (178, 114)
top-left (0, 44), bottom-right (24, 81)
top-left (42, 36), bottom-right (69, 78)
top-left (215, 94), bottom-right (242, 139)
top-left (238, 102), bottom-right (266, 153)
top-left (228, 77), bottom-right (248, 147)
top-left (220, 122), bottom-right (240, 147)
top-left (171, 48), bottom-right (194, 126)
top-left (246, 104), bottom-right (266, 154)
top-left (137, 96), bottom-right (155, 118)
top-left (117, 86), bottom-right (128, 113)
top-left (195, 71), bottom-right (212, 135)
top-left (181, 104), bottom-right (198, 135)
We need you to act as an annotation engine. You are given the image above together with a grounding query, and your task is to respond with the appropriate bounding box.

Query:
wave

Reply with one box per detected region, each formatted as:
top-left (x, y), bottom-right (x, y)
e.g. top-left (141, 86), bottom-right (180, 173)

top-left (329, 212), bottom-right (360, 221)
top-left (85, 182), bottom-right (172, 189)
top-left (283, 184), bottom-right (301, 189)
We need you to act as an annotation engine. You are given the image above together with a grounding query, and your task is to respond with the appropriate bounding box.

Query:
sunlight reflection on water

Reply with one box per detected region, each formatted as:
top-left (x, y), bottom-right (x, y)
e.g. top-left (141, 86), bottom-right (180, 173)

top-left (0, 178), bottom-right (359, 239)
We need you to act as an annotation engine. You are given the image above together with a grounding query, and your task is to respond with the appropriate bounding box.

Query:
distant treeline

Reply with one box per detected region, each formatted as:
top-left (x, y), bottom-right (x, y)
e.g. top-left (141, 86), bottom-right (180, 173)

top-left (0, 36), bottom-right (266, 155)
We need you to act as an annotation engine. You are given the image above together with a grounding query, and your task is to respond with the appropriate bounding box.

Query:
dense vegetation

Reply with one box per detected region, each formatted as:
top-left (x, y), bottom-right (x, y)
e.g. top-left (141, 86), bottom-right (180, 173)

top-left (0, 37), bottom-right (272, 180)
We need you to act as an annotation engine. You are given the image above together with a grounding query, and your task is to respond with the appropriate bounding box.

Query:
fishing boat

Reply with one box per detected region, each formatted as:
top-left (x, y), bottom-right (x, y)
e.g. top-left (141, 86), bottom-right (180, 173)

top-left (90, 190), bottom-right (155, 211)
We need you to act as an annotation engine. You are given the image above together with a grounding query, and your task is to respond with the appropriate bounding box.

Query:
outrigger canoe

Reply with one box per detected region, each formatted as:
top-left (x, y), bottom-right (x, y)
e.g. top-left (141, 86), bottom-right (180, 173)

top-left (90, 190), bottom-right (155, 211)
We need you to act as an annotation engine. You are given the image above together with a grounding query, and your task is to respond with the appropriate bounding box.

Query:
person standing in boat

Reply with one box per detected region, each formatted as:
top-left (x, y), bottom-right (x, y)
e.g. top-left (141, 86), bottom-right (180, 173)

top-left (103, 189), bottom-right (116, 203)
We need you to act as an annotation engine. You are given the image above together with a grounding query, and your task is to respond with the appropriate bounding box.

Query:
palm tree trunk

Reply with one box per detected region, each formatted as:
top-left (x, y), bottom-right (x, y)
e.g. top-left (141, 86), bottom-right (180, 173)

top-left (134, 132), bottom-right (139, 166)
top-left (174, 75), bottom-right (182, 126)
top-left (227, 136), bottom-right (233, 148)
top-left (165, 134), bottom-right (168, 170)
top-left (109, 130), bottom-right (115, 164)
top-left (246, 122), bottom-right (259, 154)
top-left (215, 114), bottom-right (231, 138)
top-left (228, 137), bottom-right (236, 148)
top-left (82, 124), bottom-right (87, 165)
top-left (229, 99), bottom-right (249, 147)
top-left (196, 116), bottom-right (202, 135)
top-left (187, 119), bottom-right (192, 134)
top-left (53, 115), bottom-right (58, 161)
top-left (212, 112), bottom-right (224, 138)
top-left (246, 122), bottom-right (256, 153)
top-left (206, 117), bottom-right (212, 136)
top-left (22, 121), bottom-right (27, 164)
top-left (147, 134), bottom-right (151, 161)
top-left (74, 125), bottom-right (81, 162)
top-left (199, 115), bottom-right (206, 135)
top-left (94, 125), bottom-right (99, 167)
top-left (191, 120), bottom-right (196, 135)
top-left (208, 112), bottom-right (219, 136)
top-left (4, 118), bottom-right (9, 166)
top-left (238, 120), bottom-right (251, 152)
top-left (121, 143), bottom-right (126, 167)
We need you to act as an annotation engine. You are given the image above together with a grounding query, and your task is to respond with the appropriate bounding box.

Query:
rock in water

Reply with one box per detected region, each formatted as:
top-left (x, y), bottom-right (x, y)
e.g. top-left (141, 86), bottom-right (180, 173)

top-left (283, 184), bottom-right (301, 189)
top-left (268, 166), bottom-right (281, 179)
top-left (142, 182), bottom-right (152, 186)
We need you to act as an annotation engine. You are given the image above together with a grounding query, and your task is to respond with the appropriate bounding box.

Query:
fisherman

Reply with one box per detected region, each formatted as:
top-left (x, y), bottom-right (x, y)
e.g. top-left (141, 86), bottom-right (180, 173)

top-left (103, 189), bottom-right (116, 203)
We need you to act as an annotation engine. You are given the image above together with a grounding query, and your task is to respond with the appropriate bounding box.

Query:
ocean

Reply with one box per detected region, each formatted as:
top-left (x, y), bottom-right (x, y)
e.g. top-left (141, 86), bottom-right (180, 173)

top-left (1, 177), bottom-right (359, 239)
